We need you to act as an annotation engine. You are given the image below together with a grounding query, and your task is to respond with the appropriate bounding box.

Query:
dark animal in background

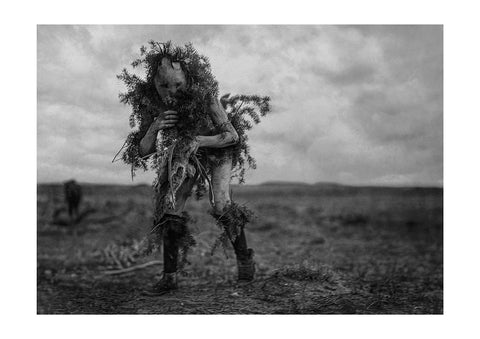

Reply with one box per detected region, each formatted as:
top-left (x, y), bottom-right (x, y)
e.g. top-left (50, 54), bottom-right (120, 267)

top-left (64, 180), bottom-right (82, 222)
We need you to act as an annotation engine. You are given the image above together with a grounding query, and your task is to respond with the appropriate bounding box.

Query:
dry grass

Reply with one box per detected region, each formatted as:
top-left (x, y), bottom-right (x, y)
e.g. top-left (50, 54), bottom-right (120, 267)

top-left (37, 183), bottom-right (443, 314)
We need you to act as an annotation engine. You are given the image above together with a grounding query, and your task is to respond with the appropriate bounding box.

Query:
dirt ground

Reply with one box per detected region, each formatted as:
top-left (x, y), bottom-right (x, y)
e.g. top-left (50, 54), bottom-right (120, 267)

top-left (37, 183), bottom-right (443, 314)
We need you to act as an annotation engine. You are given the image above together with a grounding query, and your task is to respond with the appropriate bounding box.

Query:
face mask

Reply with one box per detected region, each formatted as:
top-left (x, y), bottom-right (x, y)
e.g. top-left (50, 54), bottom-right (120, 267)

top-left (154, 57), bottom-right (187, 103)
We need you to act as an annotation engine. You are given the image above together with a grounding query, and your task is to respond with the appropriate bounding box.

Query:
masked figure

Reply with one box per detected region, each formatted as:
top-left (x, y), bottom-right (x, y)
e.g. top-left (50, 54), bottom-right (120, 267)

top-left (118, 42), bottom-right (268, 296)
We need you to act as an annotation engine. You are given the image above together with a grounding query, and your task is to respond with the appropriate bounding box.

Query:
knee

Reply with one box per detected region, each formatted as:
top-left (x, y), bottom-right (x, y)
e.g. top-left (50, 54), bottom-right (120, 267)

top-left (213, 194), bottom-right (233, 214)
top-left (161, 214), bottom-right (188, 239)
top-left (211, 203), bottom-right (226, 217)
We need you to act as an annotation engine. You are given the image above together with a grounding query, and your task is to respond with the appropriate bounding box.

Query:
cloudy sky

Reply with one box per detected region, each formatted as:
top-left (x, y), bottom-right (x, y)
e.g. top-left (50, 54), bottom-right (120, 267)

top-left (37, 25), bottom-right (442, 186)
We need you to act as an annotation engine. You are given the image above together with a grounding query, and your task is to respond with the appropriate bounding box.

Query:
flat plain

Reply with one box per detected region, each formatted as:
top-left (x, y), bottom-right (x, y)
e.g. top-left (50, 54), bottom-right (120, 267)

top-left (37, 182), bottom-right (443, 314)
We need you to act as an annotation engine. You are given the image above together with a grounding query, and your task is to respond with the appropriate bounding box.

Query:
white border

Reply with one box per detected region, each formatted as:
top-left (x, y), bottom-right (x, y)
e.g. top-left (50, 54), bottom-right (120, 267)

top-left (2, 0), bottom-right (480, 338)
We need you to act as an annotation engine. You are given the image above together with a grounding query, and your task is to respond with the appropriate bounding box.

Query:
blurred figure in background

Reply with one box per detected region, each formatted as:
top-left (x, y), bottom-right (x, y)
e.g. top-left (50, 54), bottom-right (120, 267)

top-left (64, 179), bottom-right (82, 224)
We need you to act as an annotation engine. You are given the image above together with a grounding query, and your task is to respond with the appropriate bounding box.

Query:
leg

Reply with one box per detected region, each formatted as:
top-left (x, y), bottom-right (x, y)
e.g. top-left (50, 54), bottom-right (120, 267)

top-left (67, 202), bottom-right (76, 232)
top-left (144, 214), bottom-right (187, 295)
top-left (231, 227), bottom-right (255, 281)
top-left (164, 175), bottom-right (197, 216)
top-left (144, 177), bottom-right (196, 295)
top-left (162, 175), bottom-right (197, 274)
top-left (68, 203), bottom-right (73, 218)
top-left (210, 156), bottom-right (232, 215)
top-left (68, 202), bottom-right (75, 224)
top-left (72, 201), bottom-right (80, 222)
top-left (211, 157), bottom-right (255, 281)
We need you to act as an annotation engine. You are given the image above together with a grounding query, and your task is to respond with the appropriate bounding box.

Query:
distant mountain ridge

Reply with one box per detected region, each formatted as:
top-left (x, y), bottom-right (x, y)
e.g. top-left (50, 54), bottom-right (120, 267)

top-left (260, 181), bottom-right (346, 187)
top-left (257, 180), bottom-right (441, 189)
top-left (259, 181), bottom-right (310, 186)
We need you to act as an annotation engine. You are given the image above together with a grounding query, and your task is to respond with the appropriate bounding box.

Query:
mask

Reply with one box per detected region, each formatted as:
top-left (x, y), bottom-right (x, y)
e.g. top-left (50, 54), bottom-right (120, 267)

top-left (154, 57), bottom-right (187, 103)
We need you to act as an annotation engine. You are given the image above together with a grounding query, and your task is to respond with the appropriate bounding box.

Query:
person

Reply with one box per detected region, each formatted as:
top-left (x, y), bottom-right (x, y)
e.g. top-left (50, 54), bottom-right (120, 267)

top-left (64, 179), bottom-right (82, 223)
top-left (137, 55), bottom-right (255, 295)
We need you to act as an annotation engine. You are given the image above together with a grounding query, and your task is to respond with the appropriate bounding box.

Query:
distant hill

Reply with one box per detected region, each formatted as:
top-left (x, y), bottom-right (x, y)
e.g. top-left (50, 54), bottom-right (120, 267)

top-left (254, 180), bottom-right (442, 190)
top-left (259, 181), bottom-right (310, 186)
top-left (259, 181), bottom-right (348, 188)
top-left (313, 182), bottom-right (345, 188)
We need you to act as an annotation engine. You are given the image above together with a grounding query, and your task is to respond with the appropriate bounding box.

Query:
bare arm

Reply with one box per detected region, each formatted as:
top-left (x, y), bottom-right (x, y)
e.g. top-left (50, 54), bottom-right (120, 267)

top-left (139, 110), bottom-right (178, 157)
top-left (196, 97), bottom-right (239, 148)
top-left (139, 98), bottom-right (237, 156)
top-left (139, 123), bottom-right (159, 157)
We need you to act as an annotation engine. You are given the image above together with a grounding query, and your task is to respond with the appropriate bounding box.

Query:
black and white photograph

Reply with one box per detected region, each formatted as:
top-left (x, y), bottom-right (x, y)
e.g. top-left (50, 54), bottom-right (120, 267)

top-left (5, 0), bottom-right (480, 336)
top-left (36, 24), bottom-right (444, 315)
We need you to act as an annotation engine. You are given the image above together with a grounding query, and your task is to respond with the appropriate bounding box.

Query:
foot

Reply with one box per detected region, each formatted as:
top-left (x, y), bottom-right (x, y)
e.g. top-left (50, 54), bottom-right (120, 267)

top-left (142, 273), bottom-right (178, 296)
top-left (237, 249), bottom-right (255, 282)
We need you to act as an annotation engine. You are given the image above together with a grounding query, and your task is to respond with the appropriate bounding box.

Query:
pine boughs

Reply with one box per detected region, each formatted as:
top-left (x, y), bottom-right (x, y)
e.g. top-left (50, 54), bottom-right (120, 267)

top-left (210, 201), bottom-right (254, 256)
top-left (217, 93), bottom-right (271, 184)
top-left (117, 40), bottom-right (219, 177)
top-left (117, 40), bottom-right (271, 185)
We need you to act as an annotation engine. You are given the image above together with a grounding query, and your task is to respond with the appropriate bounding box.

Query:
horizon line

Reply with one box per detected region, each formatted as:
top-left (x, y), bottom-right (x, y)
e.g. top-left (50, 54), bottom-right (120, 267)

top-left (37, 180), bottom-right (443, 189)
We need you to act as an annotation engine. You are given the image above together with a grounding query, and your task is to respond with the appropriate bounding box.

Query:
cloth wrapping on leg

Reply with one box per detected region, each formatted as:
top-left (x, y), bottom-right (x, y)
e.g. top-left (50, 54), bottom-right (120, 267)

top-left (210, 201), bottom-right (253, 256)
top-left (145, 213), bottom-right (196, 271)
top-left (210, 202), bottom-right (256, 281)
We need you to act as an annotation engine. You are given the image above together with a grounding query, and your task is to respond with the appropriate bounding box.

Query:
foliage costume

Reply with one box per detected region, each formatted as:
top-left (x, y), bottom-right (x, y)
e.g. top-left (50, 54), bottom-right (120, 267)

top-left (117, 41), bottom-right (270, 294)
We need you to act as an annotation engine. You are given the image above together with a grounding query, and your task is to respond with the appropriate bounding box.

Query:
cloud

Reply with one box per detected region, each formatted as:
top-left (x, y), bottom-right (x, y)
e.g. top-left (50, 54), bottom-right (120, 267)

top-left (37, 25), bottom-right (443, 186)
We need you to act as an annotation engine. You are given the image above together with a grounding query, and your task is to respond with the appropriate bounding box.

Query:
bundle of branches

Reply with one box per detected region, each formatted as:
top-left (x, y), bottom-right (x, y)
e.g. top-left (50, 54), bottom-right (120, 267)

top-left (117, 42), bottom-right (271, 255)
top-left (117, 41), bottom-right (218, 176)
top-left (210, 201), bottom-right (254, 256)
top-left (217, 93), bottom-right (271, 184)
top-left (117, 41), bottom-right (220, 221)
top-left (117, 41), bottom-right (270, 186)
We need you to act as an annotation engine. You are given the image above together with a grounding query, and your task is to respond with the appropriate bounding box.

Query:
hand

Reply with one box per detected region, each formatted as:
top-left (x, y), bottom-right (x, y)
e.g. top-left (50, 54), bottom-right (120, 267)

top-left (152, 110), bottom-right (178, 131)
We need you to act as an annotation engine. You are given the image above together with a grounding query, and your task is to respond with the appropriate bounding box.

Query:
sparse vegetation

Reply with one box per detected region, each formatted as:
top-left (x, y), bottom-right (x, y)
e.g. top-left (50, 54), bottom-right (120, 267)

top-left (37, 183), bottom-right (443, 314)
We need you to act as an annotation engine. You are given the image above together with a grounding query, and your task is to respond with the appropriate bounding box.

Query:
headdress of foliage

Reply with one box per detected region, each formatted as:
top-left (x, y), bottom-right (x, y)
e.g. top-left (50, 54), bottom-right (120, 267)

top-left (117, 40), bottom-right (219, 177)
top-left (117, 41), bottom-right (271, 185)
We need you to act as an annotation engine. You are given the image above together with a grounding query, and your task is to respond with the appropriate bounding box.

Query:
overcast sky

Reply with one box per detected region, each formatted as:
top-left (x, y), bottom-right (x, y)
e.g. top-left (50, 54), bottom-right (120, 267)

top-left (37, 25), bottom-right (442, 186)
